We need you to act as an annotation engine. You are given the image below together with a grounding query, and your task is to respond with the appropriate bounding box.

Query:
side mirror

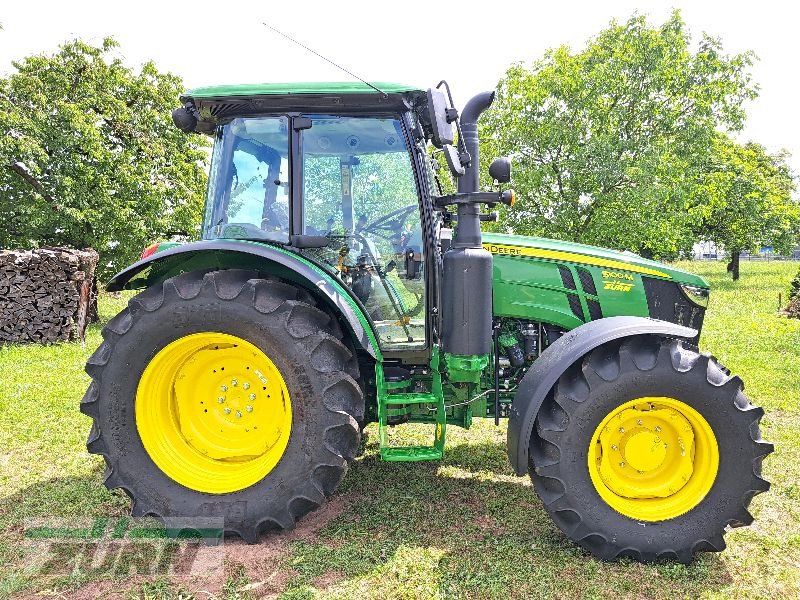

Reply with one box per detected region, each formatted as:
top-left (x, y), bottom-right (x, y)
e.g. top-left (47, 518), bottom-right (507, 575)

top-left (489, 157), bottom-right (512, 184)
top-left (443, 145), bottom-right (465, 177)
top-left (426, 89), bottom-right (454, 147)
top-left (171, 106), bottom-right (197, 133)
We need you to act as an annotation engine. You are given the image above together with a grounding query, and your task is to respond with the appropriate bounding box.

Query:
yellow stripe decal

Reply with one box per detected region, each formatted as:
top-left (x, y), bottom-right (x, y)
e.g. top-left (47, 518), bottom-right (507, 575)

top-left (483, 243), bottom-right (672, 279)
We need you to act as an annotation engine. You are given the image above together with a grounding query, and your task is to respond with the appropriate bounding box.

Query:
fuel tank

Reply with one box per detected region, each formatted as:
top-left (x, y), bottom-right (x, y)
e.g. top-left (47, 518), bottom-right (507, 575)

top-left (441, 245), bottom-right (493, 356)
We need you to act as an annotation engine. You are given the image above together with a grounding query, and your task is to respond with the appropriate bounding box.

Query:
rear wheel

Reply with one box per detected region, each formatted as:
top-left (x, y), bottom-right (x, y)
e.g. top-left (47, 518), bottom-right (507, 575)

top-left (81, 269), bottom-right (364, 541)
top-left (529, 335), bottom-right (772, 563)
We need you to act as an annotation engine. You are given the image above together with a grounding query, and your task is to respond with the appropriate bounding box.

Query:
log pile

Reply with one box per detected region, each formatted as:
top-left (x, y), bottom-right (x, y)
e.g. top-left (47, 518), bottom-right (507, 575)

top-left (0, 248), bottom-right (99, 343)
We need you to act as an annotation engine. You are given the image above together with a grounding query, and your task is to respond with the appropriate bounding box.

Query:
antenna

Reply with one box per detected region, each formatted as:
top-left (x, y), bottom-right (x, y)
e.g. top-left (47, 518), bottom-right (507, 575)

top-left (262, 22), bottom-right (387, 98)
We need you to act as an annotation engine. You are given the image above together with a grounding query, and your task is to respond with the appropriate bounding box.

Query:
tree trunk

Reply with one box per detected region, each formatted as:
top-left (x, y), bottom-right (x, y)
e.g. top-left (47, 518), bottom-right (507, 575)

top-left (727, 250), bottom-right (741, 281)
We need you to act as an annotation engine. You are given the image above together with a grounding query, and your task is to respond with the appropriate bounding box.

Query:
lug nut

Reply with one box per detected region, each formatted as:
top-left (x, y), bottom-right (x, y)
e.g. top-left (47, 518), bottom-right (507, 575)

top-left (243, 382), bottom-right (250, 390)
top-left (637, 419), bottom-right (643, 426)
top-left (619, 462), bottom-right (625, 468)
top-left (220, 385), bottom-right (228, 392)
top-left (224, 407), bottom-right (231, 415)
top-left (655, 426), bottom-right (661, 433)
top-left (246, 405), bottom-right (253, 413)
top-left (236, 411), bottom-right (242, 418)
top-left (218, 397), bottom-right (225, 404)
top-left (249, 393), bottom-right (256, 401)
top-left (231, 378), bottom-right (238, 386)
top-left (618, 427), bottom-right (625, 433)
top-left (611, 444), bottom-right (618, 451)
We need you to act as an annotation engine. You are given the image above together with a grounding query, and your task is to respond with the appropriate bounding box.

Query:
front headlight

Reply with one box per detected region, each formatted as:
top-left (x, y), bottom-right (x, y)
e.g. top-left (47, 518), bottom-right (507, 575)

top-left (680, 284), bottom-right (709, 308)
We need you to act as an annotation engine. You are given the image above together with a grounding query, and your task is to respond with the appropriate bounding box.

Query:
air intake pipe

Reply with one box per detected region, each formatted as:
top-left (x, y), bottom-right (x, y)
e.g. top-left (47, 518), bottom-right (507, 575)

top-left (441, 91), bottom-right (495, 361)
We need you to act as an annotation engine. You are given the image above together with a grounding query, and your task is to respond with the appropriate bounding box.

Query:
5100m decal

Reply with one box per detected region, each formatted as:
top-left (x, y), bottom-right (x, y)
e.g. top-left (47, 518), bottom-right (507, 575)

top-left (602, 270), bottom-right (635, 292)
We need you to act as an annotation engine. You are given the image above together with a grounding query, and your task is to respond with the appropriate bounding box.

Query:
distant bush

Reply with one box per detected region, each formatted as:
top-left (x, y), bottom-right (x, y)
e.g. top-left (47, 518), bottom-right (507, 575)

top-left (790, 268), bottom-right (800, 301)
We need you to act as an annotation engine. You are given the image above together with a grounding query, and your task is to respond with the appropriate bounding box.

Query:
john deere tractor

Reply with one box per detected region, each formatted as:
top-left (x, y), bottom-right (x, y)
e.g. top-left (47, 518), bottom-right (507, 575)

top-left (82, 81), bottom-right (772, 563)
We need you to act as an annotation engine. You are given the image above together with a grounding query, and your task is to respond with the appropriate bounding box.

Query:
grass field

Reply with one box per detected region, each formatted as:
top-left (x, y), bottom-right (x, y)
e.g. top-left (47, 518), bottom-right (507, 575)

top-left (1, 260), bottom-right (798, 599)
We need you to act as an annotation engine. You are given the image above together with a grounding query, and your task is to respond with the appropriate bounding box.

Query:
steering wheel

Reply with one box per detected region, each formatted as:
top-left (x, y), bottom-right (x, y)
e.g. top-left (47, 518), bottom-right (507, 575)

top-left (362, 204), bottom-right (417, 237)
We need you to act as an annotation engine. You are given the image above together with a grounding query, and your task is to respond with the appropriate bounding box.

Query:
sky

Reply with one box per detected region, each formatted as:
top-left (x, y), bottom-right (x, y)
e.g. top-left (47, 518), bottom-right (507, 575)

top-left (1, 0), bottom-right (799, 176)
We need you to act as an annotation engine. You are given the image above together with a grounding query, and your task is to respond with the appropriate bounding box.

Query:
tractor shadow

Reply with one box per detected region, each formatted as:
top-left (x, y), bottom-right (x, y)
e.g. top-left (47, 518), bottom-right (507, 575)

top-left (307, 435), bottom-right (735, 597)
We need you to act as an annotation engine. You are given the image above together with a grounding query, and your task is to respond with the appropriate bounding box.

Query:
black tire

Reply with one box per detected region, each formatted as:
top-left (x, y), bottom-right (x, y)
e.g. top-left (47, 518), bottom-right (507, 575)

top-left (81, 269), bottom-right (364, 542)
top-left (529, 335), bottom-right (773, 563)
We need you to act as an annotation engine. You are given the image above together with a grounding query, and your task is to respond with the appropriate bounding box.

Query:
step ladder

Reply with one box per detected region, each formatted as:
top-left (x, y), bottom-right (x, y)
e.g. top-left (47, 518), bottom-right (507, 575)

top-left (376, 350), bottom-right (446, 461)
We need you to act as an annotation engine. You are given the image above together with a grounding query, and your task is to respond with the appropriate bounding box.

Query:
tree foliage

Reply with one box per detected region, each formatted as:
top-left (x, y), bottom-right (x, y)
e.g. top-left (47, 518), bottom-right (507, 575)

top-left (690, 135), bottom-right (798, 259)
top-left (303, 152), bottom-right (418, 233)
top-left (481, 11), bottom-right (778, 259)
top-left (0, 38), bottom-right (208, 278)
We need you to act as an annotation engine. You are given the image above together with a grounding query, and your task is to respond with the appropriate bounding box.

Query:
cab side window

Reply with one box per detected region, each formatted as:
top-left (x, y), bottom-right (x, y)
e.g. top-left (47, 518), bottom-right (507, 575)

top-left (205, 117), bottom-right (290, 242)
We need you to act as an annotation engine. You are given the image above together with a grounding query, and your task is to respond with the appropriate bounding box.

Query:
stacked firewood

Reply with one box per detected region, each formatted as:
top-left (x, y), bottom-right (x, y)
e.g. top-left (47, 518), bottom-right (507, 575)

top-left (0, 248), bottom-right (99, 343)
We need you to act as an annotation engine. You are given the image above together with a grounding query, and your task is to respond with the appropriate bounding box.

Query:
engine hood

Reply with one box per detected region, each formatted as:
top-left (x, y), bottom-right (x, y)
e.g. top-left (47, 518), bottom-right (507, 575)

top-left (482, 233), bottom-right (708, 288)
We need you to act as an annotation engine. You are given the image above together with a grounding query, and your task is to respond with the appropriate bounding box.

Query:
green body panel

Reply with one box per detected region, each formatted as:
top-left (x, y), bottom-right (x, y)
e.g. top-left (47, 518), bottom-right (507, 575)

top-left (184, 81), bottom-right (422, 99)
top-left (483, 232), bottom-right (707, 327)
top-left (490, 256), bottom-right (594, 328)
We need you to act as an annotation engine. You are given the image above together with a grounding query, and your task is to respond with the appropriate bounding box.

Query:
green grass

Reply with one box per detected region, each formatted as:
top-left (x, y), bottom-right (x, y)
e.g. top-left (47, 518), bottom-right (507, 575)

top-left (1, 261), bottom-right (799, 599)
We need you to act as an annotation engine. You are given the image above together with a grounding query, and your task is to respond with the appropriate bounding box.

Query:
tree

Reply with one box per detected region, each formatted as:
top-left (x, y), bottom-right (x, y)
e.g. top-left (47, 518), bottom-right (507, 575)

top-left (0, 38), bottom-right (208, 279)
top-left (481, 11), bottom-right (758, 259)
top-left (690, 135), bottom-right (799, 279)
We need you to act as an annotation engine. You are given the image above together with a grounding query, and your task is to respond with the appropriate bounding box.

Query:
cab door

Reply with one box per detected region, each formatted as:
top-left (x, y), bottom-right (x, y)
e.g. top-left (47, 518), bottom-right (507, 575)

top-left (297, 115), bottom-right (427, 352)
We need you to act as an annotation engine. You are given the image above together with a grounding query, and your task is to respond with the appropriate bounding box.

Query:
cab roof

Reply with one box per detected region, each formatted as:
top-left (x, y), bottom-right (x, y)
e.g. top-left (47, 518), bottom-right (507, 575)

top-left (181, 82), bottom-right (427, 134)
top-left (185, 81), bottom-right (423, 99)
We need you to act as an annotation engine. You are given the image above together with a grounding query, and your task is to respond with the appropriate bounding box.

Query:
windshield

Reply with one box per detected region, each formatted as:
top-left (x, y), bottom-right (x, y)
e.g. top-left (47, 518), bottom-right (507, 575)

top-left (203, 116), bottom-right (290, 242)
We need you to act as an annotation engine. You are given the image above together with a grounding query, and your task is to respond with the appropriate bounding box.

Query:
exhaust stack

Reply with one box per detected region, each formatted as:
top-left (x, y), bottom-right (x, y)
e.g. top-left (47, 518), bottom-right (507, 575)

top-left (441, 91), bottom-right (495, 375)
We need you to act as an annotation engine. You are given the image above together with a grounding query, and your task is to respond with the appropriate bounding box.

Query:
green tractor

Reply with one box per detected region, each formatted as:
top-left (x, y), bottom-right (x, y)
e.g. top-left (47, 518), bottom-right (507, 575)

top-left (82, 81), bottom-right (772, 563)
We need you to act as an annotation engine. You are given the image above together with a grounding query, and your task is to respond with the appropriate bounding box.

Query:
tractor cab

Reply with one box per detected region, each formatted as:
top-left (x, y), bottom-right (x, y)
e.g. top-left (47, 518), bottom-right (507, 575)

top-left (201, 108), bottom-right (429, 350)
top-left (174, 81), bottom-right (504, 357)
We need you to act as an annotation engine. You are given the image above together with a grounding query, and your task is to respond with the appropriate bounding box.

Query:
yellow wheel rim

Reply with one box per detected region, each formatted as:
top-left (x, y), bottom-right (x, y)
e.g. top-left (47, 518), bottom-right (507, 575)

top-left (135, 332), bottom-right (292, 494)
top-left (587, 397), bottom-right (718, 521)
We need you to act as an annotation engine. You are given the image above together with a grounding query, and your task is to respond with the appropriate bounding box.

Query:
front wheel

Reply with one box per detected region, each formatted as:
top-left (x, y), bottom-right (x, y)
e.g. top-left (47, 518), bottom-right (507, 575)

top-left (529, 335), bottom-right (772, 563)
top-left (81, 269), bottom-right (364, 541)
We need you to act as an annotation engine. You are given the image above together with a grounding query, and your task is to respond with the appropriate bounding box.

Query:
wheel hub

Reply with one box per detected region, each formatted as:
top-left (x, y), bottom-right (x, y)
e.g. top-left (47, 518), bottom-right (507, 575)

top-left (173, 346), bottom-right (286, 461)
top-left (595, 404), bottom-right (695, 499)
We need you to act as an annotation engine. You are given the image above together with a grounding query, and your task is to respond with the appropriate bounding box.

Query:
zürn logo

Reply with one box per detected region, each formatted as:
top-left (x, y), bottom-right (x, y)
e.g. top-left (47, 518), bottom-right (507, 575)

top-left (24, 516), bottom-right (224, 578)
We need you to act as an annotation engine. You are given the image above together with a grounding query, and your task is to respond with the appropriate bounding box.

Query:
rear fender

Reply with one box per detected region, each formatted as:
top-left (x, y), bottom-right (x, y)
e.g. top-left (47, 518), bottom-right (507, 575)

top-left (506, 316), bottom-right (697, 475)
top-left (106, 240), bottom-right (380, 359)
